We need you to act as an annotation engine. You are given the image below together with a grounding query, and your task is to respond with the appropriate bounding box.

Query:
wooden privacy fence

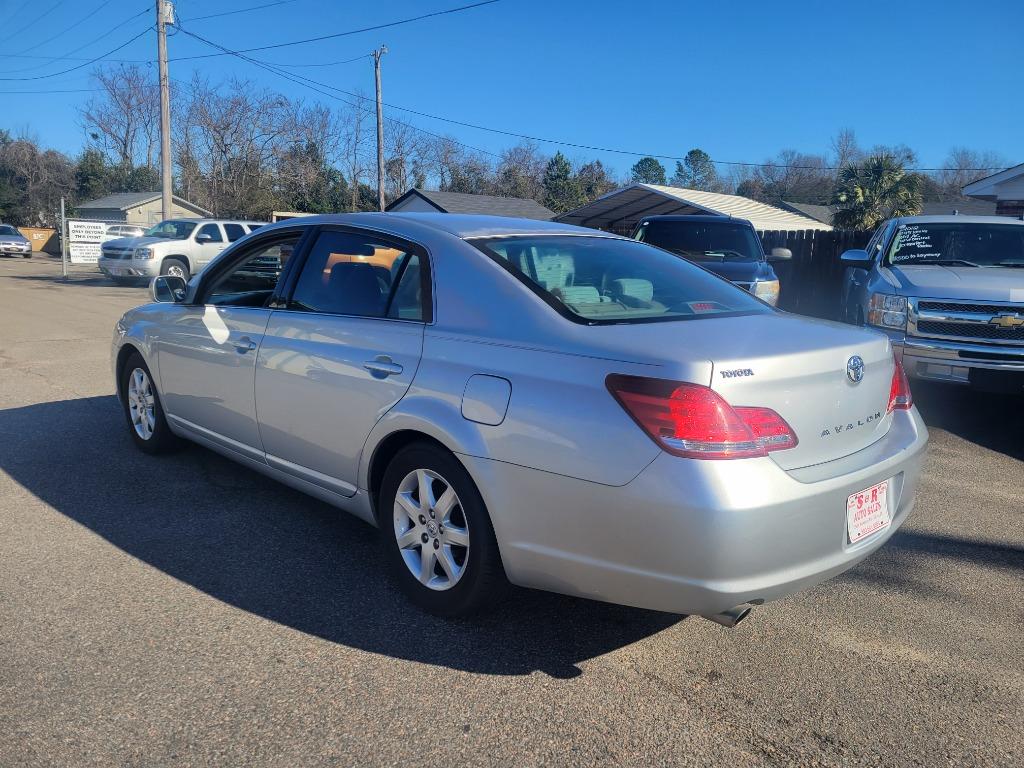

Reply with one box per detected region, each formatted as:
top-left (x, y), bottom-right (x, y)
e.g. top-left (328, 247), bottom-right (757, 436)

top-left (759, 229), bottom-right (871, 319)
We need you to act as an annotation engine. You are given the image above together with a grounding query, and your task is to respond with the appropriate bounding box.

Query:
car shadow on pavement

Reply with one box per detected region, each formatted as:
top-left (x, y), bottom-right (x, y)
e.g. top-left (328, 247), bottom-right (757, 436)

top-left (4, 274), bottom-right (143, 288)
top-left (0, 395), bottom-right (682, 678)
top-left (911, 380), bottom-right (1024, 461)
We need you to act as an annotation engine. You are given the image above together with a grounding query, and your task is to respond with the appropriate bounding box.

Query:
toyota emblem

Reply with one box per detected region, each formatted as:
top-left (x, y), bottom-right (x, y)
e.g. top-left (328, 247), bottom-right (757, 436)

top-left (847, 355), bottom-right (865, 384)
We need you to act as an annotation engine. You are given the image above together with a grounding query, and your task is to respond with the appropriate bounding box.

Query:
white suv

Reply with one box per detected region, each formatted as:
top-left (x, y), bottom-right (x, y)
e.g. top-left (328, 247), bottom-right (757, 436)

top-left (99, 218), bottom-right (266, 283)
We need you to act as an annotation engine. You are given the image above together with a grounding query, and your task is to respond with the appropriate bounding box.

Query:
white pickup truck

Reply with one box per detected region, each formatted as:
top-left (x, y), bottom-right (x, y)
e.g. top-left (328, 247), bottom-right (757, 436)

top-left (98, 218), bottom-right (265, 283)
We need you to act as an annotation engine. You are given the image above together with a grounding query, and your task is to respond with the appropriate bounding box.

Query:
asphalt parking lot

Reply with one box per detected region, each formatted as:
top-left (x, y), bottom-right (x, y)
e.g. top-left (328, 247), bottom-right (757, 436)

top-left (1, 255), bottom-right (1022, 767)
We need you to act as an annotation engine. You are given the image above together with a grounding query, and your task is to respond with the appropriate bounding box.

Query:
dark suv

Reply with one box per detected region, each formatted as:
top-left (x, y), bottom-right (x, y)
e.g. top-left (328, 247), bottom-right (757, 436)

top-left (632, 215), bottom-right (790, 306)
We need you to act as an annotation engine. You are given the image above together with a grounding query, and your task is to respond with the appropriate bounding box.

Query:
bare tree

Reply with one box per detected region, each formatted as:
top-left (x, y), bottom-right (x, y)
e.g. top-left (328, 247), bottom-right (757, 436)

top-left (383, 120), bottom-right (429, 201)
top-left (494, 142), bottom-right (546, 200)
top-left (174, 76), bottom-right (295, 216)
top-left (81, 65), bottom-right (160, 174)
top-left (339, 91), bottom-right (373, 211)
top-left (0, 131), bottom-right (74, 226)
top-left (830, 128), bottom-right (862, 170)
top-left (933, 147), bottom-right (1008, 199)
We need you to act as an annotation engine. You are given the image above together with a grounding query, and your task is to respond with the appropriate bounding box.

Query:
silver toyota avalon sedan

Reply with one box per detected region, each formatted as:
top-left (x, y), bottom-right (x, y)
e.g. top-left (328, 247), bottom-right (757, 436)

top-left (112, 213), bottom-right (928, 624)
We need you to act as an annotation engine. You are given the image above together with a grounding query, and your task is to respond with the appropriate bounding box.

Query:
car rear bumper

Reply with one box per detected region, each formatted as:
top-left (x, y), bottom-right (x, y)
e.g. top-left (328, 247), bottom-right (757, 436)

top-left (896, 336), bottom-right (1024, 385)
top-left (463, 407), bottom-right (928, 615)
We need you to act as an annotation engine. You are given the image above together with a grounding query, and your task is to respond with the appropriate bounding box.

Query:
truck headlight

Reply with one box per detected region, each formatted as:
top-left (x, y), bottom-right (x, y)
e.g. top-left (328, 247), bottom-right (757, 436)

top-left (134, 247), bottom-right (155, 260)
top-left (752, 279), bottom-right (780, 306)
top-left (868, 293), bottom-right (907, 329)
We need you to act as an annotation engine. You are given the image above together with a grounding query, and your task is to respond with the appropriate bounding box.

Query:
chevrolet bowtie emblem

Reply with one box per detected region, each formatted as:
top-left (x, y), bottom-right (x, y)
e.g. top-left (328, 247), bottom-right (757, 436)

top-left (990, 313), bottom-right (1024, 329)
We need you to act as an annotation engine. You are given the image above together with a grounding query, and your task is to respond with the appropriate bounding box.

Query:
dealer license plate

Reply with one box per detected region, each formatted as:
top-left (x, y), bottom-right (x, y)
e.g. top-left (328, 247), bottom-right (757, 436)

top-left (847, 479), bottom-right (891, 544)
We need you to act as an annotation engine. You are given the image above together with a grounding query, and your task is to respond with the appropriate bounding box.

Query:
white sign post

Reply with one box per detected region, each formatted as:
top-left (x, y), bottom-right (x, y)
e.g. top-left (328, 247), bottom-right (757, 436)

top-left (66, 220), bottom-right (108, 264)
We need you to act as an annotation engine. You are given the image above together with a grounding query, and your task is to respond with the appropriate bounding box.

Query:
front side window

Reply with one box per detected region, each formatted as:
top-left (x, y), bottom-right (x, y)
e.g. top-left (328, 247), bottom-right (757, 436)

top-left (205, 235), bottom-right (300, 307)
top-left (884, 223), bottom-right (1024, 268)
top-left (223, 223), bottom-right (247, 242)
top-left (635, 221), bottom-right (763, 263)
top-left (289, 230), bottom-right (423, 319)
top-left (197, 223), bottom-right (224, 243)
top-left (144, 220), bottom-right (195, 240)
top-left (474, 235), bottom-right (769, 324)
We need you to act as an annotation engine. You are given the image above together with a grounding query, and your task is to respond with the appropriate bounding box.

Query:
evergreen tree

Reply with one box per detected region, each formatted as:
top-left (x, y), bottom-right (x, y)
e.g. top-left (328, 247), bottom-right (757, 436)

top-left (669, 149), bottom-right (720, 191)
top-left (542, 152), bottom-right (583, 213)
top-left (629, 156), bottom-right (667, 185)
top-left (74, 149), bottom-right (110, 201)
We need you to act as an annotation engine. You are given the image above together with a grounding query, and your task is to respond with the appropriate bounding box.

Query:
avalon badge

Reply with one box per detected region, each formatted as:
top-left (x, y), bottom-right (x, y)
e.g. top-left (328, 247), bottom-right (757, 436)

top-left (847, 355), bottom-right (865, 383)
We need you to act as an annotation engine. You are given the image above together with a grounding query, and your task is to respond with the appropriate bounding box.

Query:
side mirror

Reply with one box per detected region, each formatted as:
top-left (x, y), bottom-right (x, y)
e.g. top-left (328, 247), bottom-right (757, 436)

top-left (768, 247), bottom-right (792, 262)
top-left (840, 249), bottom-right (874, 269)
top-left (150, 275), bottom-right (187, 303)
top-left (196, 233), bottom-right (212, 243)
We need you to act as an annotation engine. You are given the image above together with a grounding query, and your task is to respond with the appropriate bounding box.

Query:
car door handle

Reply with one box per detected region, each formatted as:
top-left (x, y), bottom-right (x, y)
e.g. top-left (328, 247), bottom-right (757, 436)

top-left (234, 336), bottom-right (257, 353)
top-left (363, 357), bottom-right (403, 378)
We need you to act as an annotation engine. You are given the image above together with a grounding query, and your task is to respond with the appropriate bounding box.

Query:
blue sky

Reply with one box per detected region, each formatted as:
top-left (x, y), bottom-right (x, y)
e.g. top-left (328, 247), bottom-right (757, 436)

top-left (1, 0), bottom-right (1021, 177)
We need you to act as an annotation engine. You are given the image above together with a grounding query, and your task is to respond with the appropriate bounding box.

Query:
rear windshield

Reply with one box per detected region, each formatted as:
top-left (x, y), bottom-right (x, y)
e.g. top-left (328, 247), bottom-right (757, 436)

top-left (635, 220), bottom-right (763, 263)
top-left (885, 223), bottom-right (1024, 268)
top-left (472, 235), bottom-right (769, 324)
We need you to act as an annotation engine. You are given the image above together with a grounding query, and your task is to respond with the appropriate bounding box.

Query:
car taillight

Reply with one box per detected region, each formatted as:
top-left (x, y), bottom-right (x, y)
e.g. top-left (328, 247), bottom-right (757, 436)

top-left (606, 375), bottom-right (798, 460)
top-left (887, 353), bottom-right (913, 412)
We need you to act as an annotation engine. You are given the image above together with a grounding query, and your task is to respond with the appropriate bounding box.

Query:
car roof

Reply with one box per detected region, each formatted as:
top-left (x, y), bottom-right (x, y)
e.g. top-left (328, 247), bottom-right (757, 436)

top-left (159, 217), bottom-right (267, 225)
top-left (891, 214), bottom-right (1024, 226)
top-left (250, 212), bottom-right (623, 241)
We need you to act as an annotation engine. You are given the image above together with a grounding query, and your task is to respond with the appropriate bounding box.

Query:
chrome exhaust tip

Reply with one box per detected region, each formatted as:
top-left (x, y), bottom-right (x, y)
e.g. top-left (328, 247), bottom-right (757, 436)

top-left (702, 605), bottom-right (752, 628)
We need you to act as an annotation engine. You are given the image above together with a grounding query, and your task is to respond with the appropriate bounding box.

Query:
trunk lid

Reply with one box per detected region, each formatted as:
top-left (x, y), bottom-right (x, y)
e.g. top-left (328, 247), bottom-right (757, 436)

top-left (576, 312), bottom-right (896, 471)
top-left (705, 316), bottom-right (894, 470)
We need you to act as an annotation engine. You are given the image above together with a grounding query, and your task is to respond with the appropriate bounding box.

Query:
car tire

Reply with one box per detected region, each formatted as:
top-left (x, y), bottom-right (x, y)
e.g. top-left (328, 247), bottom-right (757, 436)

top-left (22, 253), bottom-right (31, 258)
top-left (161, 258), bottom-right (190, 281)
top-left (379, 443), bottom-right (508, 617)
top-left (120, 352), bottom-right (178, 455)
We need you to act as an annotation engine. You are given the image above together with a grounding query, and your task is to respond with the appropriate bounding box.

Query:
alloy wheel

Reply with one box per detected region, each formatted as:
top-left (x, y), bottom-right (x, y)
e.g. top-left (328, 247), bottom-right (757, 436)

top-left (393, 468), bottom-right (470, 590)
top-left (127, 367), bottom-right (156, 440)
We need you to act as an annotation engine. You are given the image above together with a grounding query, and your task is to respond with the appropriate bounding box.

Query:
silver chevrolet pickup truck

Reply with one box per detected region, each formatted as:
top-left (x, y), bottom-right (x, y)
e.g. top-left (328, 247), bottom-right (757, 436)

top-left (841, 215), bottom-right (1024, 393)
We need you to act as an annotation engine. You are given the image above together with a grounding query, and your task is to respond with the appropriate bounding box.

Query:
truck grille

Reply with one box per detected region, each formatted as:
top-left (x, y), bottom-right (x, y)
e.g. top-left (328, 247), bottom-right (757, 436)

top-left (916, 321), bottom-right (1024, 343)
top-left (918, 300), bottom-right (1023, 315)
top-left (911, 299), bottom-right (1024, 346)
top-left (102, 247), bottom-right (133, 260)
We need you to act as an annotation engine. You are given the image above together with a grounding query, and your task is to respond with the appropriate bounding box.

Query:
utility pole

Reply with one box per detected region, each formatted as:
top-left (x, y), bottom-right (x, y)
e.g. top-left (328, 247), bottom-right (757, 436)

top-left (373, 45), bottom-right (387, 212)
top-left (157, 0), bottom-right (174, 221)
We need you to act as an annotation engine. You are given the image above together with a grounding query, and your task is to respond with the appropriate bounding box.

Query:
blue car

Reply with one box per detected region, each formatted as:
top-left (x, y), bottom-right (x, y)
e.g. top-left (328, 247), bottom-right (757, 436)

top-left (631, 215), bottom-right (790, 306)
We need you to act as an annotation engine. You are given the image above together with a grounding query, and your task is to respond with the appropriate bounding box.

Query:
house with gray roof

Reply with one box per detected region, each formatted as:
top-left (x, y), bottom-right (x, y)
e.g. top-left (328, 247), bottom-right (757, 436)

top-left (76, 191), bottom-right (213, 225)
top-left (386, 188), bottom-right (555, 220)
top-left (780, 198), bottom-right (999, 228)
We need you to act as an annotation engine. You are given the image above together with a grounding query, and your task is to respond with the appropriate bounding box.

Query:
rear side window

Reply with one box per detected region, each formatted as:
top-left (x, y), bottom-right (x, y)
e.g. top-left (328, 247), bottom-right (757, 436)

top-left (289, 230), bottom-right (425, 320)
top-left (473, 235), bottom-right (769, 324)
top-left (223, 223), bottom-right (247, 242)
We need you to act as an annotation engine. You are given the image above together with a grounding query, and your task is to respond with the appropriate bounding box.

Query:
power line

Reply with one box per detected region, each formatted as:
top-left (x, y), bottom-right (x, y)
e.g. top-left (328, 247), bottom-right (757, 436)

top-left (169, 0), bottom-right (501, 61)
top-left (180, 0), bottom-right (299, 22)
top-left (6, 0), bottom-right (116, 57)
top-left (273, 53), bottom-right (373, 68)
top-left (0, 7), bottom-right (151, 74)
top-left (0, 26), bottom-right (152, 81)
top-left (0, 0), bottom-right (67, 45)
top-left (175, 25), bottom-right (500, 159)
top-left (176, 26), bottom-right (1005, 174)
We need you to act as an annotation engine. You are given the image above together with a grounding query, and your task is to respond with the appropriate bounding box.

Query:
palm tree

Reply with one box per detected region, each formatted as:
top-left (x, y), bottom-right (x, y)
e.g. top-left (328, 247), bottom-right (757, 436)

top-left (832, 153), bottom-right (922, 229)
